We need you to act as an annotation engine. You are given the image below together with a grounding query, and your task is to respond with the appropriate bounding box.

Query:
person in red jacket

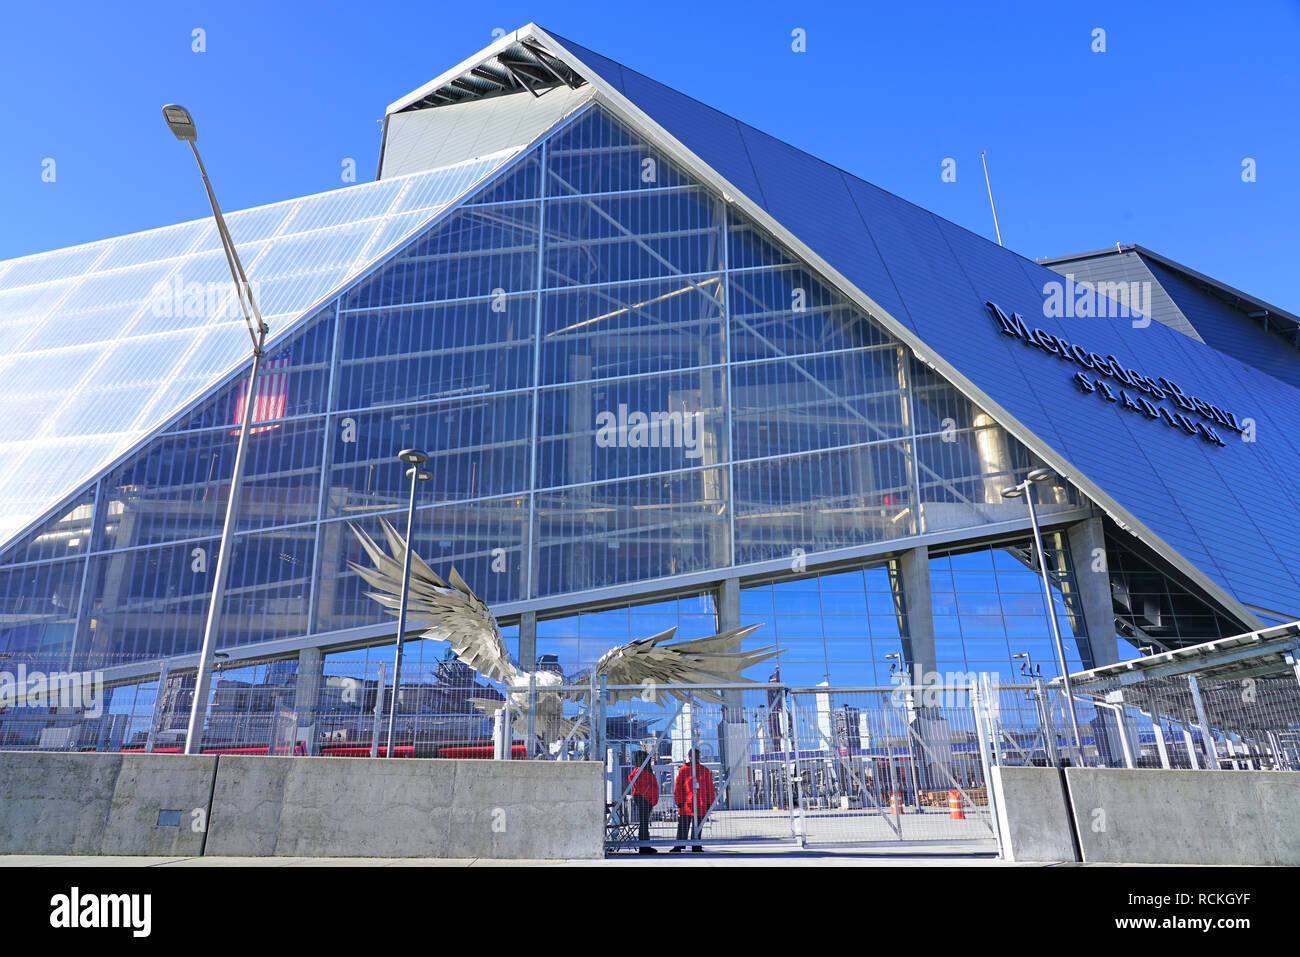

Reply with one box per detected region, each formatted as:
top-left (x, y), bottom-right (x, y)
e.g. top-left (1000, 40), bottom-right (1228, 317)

top-left (627, 749), bottom-right (659, 854)
top-left (670, 749), bottom-right (715, 853)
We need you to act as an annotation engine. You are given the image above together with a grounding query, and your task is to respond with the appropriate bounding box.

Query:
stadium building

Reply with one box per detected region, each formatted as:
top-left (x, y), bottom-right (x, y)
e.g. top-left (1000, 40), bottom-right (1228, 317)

top-left (1, 25), bottom-right (1297, 748)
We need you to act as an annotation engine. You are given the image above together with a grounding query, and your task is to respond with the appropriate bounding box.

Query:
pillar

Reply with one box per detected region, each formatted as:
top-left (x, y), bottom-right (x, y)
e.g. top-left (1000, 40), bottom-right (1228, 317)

top-left (1065, 517), bottom-right (1118, 668)
top-left (897, 547), bottom-right (935, 680)
top-left (295, 646), bottom-right (323, 756)
top-left (716, 578), bottom-right (751, 809)
top-left (517, 611), bottom-right (537, 672)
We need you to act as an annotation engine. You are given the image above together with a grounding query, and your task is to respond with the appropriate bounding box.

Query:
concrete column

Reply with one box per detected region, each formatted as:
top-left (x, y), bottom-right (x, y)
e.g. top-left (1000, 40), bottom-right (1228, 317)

top-left (1065, 517), bottom-right (1118, 668)
top-left (897, 547), bottom-right (935, 680)
top-left (517, 611), bottom-right (537, 672)
top-left (716, 578), bottom-right (750, 809)
top-left (295, 646), bottom-right (323, 756)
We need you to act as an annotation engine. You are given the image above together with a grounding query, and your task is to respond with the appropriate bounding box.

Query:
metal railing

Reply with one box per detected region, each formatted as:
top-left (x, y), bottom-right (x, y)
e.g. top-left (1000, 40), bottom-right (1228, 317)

top-left (5, 654), bottom-right (1298, 785)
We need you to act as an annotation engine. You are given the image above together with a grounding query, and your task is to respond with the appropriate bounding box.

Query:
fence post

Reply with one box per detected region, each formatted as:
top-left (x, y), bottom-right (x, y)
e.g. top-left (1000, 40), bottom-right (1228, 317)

top-left (1181, 724), bottom-right (1200, 769)
top-left (1112, 701), bottom-right (1135, 768)
top-left (596, 673), bottom-right (607, 764)
top-left (145, 659), bottom-right (169, 753)
top-left (881, 691), bottom-right (903, 840)
top-left (1146, 688), bottom-right (1171, 769)
top-left (1187, 675), bottom-right (1219, 769)
top-left (971, 679), bottom-right (1003, 857)
top-left (525, 672), bottom-right (536, 759)
top-left (496, 676), bottom-right (515, 761)
top-left (784, 688), bottom-right (807, 847)
top-left (1032, 678), bottom-right (1059, 767)
top-left (370, 662), bottom-right (385, 758)
top-left (900, 688), bottom-right (925, 811)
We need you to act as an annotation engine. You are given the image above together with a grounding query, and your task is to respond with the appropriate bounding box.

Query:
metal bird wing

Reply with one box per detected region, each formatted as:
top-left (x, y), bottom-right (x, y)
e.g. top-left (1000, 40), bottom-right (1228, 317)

top-left (577, 624), bottom-right (779, 705)
top-left (348, 520), bottom-right (519, 686)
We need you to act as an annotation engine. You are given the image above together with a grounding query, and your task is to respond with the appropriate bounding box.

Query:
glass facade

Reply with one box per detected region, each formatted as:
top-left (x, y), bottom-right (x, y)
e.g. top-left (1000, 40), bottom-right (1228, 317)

top-left (740, 565), bottom-right (906, 687)
top-left (930, 536), bottom-right (1088, 682)
top-left (515, 537), bottom-right (1092, 691)
top-left (0, 104), bottom-right (1089, 670)
top-left (0, 152), bottom-right (520, 548)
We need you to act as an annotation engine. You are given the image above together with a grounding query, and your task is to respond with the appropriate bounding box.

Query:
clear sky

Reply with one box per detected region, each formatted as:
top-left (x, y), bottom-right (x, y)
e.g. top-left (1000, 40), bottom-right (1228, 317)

top-left (1, 1), bottom-right (1296, 310)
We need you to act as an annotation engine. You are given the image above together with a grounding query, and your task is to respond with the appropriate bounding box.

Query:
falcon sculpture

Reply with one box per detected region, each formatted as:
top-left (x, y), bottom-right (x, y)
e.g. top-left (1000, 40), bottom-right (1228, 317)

top-left (349, 520), bottom-right (778, 753)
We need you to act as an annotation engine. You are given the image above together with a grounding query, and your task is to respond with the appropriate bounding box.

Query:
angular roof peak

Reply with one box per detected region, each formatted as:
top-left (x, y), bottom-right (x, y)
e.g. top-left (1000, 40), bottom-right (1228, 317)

top-left (386, 24), bottom-right (584, 116)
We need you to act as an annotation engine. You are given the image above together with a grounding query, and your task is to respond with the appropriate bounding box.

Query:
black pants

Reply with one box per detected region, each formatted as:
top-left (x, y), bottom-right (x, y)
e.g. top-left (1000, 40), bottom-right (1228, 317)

top-left (674, 813), bottom-right (703, 850)
top-left (633, 796), bottom-right (653, 845)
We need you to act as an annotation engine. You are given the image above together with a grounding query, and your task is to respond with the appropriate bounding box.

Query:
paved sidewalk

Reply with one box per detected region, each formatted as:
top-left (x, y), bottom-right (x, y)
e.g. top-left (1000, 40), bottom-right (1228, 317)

top-left (0, 844), bottom-right (1069, 867)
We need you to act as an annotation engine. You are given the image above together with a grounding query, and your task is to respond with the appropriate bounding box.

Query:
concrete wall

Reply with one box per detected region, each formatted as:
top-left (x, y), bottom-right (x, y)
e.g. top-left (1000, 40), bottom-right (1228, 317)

top-left (992, 766), bottom-right (1300, 865)
top-left (0, 752), bottom-right (215, 856)
top-left (0, 752), bottom-right (603, 860)
top-left (989, 766), bottom-right (1078, 863)
top-left (1064, 768), bottom-right (1300, 866)
top-left (207, 756), bottom-right (603, 859)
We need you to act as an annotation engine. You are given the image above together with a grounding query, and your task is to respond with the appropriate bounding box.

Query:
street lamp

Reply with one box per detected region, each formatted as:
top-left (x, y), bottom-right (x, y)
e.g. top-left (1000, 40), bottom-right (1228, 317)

top-left (386, 450), bottom-right (432, 758)
top-left (1001, 468), bottom-right (1085, 766)
top-left (1012, 652), bottom-right (1041, 679)
top-left (163, 104), bottom-right (269, 756)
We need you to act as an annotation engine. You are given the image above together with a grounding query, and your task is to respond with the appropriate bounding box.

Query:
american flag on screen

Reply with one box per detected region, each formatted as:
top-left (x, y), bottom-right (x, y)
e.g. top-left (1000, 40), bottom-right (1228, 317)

top-left (231, 351), bottom-right (291, 435)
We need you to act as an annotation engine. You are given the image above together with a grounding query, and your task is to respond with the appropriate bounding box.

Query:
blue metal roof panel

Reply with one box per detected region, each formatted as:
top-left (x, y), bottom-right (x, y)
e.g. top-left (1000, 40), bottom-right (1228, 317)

top-left (1141, 257), bottom-right (1300, 390)
top-left (544, 29), bottom-right (1300, 618)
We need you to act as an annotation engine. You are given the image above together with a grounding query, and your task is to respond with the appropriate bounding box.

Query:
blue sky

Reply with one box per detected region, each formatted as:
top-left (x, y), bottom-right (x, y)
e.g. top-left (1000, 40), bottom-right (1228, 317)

top-left (1, 1), bottom-right (1297, 310)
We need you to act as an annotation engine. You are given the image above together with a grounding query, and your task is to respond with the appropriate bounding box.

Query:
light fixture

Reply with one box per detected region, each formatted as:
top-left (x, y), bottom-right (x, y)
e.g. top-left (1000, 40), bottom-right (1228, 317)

top-left (162, 104), bottom-right (197, 142)
top-left (165, 103), bottom-right (269, 755)
top-left (386, 450), bottom-right (433, 758)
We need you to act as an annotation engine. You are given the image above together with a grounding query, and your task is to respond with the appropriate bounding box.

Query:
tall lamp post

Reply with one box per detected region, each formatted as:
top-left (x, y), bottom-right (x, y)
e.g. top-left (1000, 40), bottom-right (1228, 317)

top-left (386, 450), bottom-right (431, 757)
top-left (162, 104), bottom-right (269, 756)
top-left (1001, 468), bottom-right (1085, 766)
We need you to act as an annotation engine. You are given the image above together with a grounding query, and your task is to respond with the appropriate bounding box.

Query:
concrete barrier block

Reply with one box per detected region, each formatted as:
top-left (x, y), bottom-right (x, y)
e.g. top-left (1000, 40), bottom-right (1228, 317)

top-left (990, 766), bottom-right (1078, 862)
top-left (3, 752), bottom-right (606, 860)
top-left (206, 756), bottom-right (603, 859)
top-left (273, 757), bottom-right (456, 857)
top-left (444, 760), bottom-right (603, 860)
top-left (1065, 768), bottom-right (1300, 865)
top-left (101, 754), bottom-right (218, 856)
top-left (0, 752), bottom-right (121, 855)
top-left (1256, 775), bottom-right (1300, 864)
top-left (204, 755), bottom-right (292, 857)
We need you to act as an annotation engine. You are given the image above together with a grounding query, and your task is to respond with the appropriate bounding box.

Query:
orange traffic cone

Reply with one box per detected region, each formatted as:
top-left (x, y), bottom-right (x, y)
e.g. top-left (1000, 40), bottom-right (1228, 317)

top-left (890, 791), bottom-right (904, 815)
top-left (948, 788), bottom-right (965, 820)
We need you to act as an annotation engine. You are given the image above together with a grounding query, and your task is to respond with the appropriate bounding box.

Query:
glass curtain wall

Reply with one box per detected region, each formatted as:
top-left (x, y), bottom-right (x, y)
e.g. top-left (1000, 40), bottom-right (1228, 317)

top-left (0, 104), bottom-right (1079, 669)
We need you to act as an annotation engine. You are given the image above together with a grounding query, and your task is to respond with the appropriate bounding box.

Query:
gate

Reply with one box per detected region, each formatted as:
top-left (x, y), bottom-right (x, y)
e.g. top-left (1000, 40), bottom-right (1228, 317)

top-left (593, 681), bottom-right (1046, 852)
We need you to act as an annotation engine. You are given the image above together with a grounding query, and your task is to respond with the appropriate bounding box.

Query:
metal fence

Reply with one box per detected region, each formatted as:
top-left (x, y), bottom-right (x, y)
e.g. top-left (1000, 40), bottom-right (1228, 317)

top-left (593, 681), bottom-right (1028, 850)
top-left (1063, 674), bottom-right (1300, 772)
top-left (5, 652), bottom-right (1300, 852)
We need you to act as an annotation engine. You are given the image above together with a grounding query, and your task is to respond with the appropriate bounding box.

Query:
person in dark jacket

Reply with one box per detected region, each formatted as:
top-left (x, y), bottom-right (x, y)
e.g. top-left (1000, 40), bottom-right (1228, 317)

top-left (670, 749), bottom-right (715, 853)
top-left (627, 749), bottom-right (659, 854)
